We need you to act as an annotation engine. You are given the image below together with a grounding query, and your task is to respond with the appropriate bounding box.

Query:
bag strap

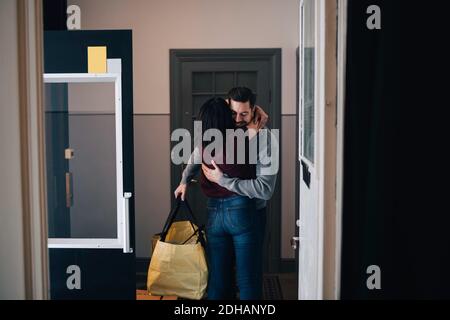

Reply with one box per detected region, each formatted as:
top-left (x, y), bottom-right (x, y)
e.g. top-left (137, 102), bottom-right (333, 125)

top-left (196, 225), bottom-right (207, 248)
top-left (181, 224), bottom-right (206, 246)
top-left (160, 197), bottom-right (181, 236)
top-left (160, 197), bottom-right (199, 242)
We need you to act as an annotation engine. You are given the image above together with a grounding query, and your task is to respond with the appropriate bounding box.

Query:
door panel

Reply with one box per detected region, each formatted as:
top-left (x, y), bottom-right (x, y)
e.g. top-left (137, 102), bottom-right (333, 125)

top-left (49, 249), bottom-right (134, 300)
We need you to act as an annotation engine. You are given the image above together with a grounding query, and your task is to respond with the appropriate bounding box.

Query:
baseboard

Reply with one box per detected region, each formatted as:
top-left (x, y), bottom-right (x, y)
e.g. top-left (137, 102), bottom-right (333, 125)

top-left (136, 257), bottom-right (150, 274)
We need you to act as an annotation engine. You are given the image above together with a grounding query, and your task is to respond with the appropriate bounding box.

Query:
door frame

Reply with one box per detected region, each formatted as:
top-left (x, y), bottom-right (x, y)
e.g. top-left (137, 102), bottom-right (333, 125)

top-left (335, 0), bottom-right (348, 300)
top-left (169, 48), bottom-right (283, 272)
top-left (16, 0), bottom-right (49, 299)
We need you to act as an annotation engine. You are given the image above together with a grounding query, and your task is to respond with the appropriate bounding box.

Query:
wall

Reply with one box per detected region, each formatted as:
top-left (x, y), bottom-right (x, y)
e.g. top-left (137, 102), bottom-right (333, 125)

top-left (0, 0), bottom-right (26, 299)
top-left (67, 0), bottom-right (299, 259)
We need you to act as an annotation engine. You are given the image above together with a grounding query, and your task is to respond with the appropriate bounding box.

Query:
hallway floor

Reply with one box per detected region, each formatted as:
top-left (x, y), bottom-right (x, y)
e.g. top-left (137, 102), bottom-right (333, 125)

top-left (138, 272), bottom-right (298, 300)
top-left (277, 273), bottom-right (298, 300)
top-left (263, 273), bottom-right (298, 300)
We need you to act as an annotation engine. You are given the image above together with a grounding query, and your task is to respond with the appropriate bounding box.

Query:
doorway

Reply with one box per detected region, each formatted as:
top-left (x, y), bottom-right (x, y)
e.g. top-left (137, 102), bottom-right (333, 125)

top-left (169, 49), bottom-right (282, 276)
top-left (22, 0), bottom-right (344, 302)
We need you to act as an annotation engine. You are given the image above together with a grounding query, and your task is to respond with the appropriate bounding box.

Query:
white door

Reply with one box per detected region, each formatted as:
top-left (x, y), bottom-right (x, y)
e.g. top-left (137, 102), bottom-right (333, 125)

top-left (298, 0), bottom-right (325, 300)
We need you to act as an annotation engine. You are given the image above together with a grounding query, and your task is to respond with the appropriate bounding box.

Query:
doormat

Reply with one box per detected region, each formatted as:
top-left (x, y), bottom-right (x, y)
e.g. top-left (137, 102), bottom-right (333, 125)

top-left (263, 274), bottom-right (284, 300)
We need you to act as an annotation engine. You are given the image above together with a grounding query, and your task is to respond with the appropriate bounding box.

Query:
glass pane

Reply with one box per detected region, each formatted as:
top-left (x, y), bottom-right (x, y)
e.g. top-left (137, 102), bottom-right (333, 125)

top-left (45, 82), bottom-right (118, 239)
top-left (192, 72), bottom-right (213, 93)
top-left (237, 72), bottom-right (257, 93)
top-left (303, 0), bottom-right (315, 163)
top-left (215, 72), bottom-right (234, 93)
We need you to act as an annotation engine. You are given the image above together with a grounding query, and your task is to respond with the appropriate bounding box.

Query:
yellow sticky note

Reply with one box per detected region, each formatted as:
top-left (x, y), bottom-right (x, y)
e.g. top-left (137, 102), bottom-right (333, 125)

top-left (87, 46), bottom-right (107, 73)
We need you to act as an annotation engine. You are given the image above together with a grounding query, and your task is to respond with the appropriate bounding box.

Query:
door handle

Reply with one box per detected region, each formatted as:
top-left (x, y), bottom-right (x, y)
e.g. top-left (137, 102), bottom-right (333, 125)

top-left (123, 192), bottom-right (133, 253)
top-left (291, 236), bottom-right (300, 250)
top-left (65, 172), bottom-right (73, 208)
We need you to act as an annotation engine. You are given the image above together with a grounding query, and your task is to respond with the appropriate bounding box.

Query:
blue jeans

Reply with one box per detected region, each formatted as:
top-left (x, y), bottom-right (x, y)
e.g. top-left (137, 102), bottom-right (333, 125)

top-left (205, 195), bottom-right (266, 300)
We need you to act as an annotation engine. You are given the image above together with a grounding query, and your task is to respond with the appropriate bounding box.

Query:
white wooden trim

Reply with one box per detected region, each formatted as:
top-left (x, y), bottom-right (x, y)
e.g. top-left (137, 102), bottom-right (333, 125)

top-left (315, 0), bottom-right (326, 300)
top-left (43, 73), bottom-right (119, 83)
top-left (297, 0), bottom-right (304, 300)
top-left (298, 0), bottom-right (305, 163)
top-left (43, 72), bottom-right (130, 251)
top-left (17, 0), bottom-right (49, 300)
top-left (48, 239), bottom-right (123, 249)
top-left (335, 0), bottom-right (348, 300)
top-left (114, 73), bottom-right (126, 251)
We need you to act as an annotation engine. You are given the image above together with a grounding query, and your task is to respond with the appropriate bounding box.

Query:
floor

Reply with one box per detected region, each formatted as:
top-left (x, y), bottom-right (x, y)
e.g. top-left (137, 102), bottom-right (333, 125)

top-left (277, 273), bottom-right (298, 300)
top-left (136, 289), bottom-right (178, 300)
top-left (138, 272), bottom-right (298, 300)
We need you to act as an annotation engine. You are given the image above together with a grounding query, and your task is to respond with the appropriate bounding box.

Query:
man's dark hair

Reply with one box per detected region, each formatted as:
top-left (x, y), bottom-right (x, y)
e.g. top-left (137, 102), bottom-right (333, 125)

top-left (227, 87), bottom-right (256, 108)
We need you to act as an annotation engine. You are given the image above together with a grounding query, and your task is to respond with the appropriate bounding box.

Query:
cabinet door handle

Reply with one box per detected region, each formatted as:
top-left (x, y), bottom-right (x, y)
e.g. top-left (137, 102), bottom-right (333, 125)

top-left (65, 172), bottom-right (73, 208)
top-left (123, 192), bottom-right (133, 253)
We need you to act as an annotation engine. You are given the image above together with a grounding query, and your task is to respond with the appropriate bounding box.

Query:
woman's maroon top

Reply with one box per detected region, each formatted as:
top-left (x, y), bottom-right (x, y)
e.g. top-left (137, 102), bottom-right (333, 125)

top-left (200, 131), bottom-right (256, 198)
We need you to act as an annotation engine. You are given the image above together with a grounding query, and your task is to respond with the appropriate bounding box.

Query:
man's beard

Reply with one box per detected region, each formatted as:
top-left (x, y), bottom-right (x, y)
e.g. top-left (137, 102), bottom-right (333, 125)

top-left (235, 121), bottom-right (248, 128)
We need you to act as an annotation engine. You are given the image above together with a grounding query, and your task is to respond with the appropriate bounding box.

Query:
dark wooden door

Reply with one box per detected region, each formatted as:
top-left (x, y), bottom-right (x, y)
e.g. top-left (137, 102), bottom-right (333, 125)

top-left (170, 49), bottom-right (282, 272)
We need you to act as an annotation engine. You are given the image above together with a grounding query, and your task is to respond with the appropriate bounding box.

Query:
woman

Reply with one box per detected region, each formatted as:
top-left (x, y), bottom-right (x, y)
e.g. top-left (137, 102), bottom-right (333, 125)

top-left (174, 97), bottom-right (264, 300)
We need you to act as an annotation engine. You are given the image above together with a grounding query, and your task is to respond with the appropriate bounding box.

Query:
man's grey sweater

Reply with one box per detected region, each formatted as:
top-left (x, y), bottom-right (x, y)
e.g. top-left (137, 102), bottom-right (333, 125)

top-left (180, 128), bottom-right (279, 210)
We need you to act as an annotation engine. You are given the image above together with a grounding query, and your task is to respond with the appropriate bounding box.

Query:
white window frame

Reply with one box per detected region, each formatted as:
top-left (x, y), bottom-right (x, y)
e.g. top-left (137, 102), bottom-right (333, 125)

top-left (299, 0), bottom-right (324, 173)
top-left (44, 72), bottom-right (132, 253)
